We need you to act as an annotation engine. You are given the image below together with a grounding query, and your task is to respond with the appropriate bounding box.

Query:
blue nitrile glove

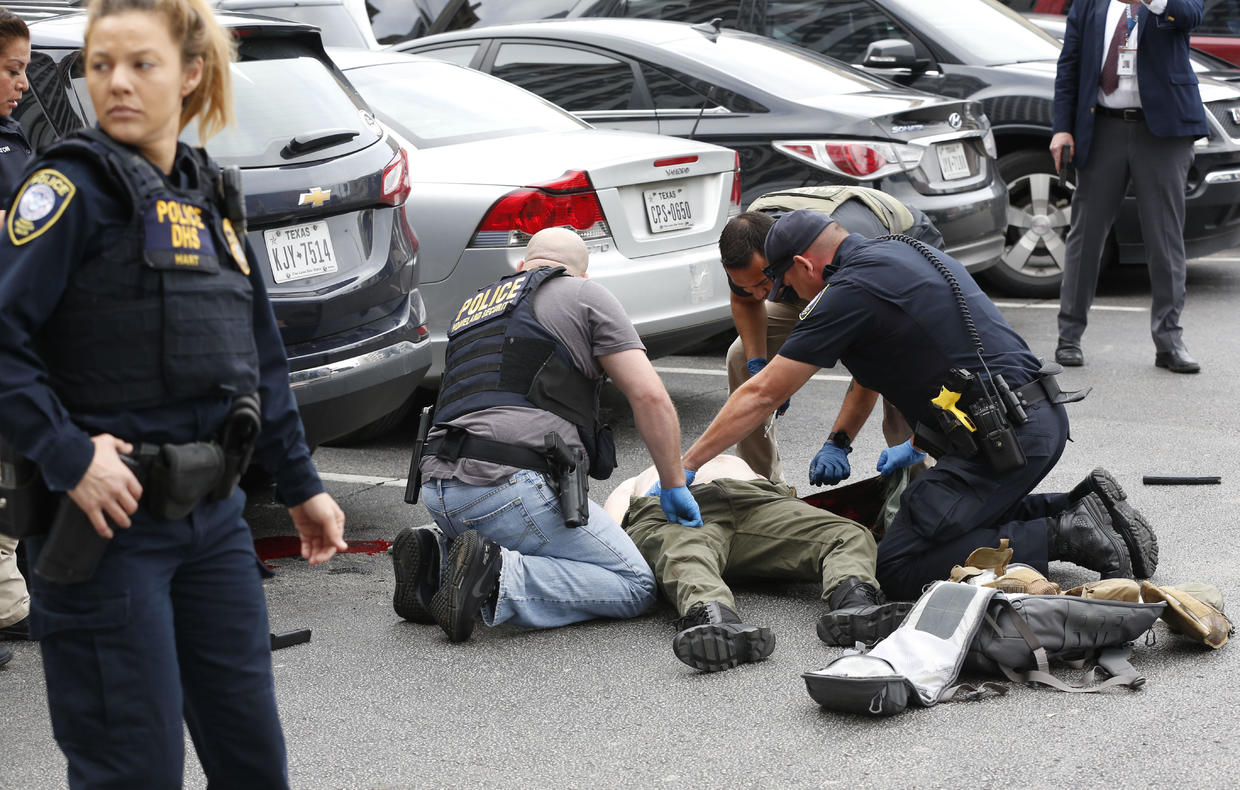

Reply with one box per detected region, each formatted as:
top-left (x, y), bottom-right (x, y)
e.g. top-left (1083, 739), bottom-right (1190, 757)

top-left (876, 439), bottom-right (927, 476)
top-left (746, 357), bottom-right (792, 417)
top-left (644, 468), bottom-right (695, 497)
top-left (809, 439), bottom-right (852, 486)
top-left (660, 486), bottom-right (703, 527)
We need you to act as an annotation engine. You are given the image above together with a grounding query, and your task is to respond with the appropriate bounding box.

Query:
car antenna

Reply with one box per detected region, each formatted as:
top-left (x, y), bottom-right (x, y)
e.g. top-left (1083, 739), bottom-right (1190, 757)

top-left (690, 17), bottom-right (723, 43)
top-left (688, 84), bottom-right (717, 141)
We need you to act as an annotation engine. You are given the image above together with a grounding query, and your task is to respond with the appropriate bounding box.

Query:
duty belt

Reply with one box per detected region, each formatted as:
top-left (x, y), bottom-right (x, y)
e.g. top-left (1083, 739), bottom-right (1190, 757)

top-left (423, 428), bottom-right (553, 474)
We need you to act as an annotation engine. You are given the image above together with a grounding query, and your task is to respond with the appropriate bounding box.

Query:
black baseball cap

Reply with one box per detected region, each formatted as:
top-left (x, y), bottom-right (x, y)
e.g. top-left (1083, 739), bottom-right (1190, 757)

top-left (762, 209), bottom-right (835, 300)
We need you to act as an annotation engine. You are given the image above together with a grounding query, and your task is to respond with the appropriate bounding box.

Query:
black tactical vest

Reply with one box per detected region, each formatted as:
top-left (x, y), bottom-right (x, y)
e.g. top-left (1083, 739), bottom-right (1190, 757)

top-left (34, 129), bottom-right (258, 412)
top-left (435, 266), bottom-right (614, 479)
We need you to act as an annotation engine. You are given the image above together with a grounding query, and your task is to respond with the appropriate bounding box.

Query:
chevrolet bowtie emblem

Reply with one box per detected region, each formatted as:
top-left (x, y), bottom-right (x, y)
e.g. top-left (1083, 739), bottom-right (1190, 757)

top-left (298, 187), bottom-right (332, 208)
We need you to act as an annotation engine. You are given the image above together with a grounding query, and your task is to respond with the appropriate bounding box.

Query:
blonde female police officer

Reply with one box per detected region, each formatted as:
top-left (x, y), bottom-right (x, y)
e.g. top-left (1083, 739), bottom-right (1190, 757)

top-left (0, 0), bottom-right (347, 786)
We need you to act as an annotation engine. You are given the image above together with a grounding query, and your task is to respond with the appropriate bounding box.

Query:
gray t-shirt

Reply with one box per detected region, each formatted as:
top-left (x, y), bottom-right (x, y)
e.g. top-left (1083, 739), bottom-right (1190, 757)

top-left (421, 272), bottom-right (644, 486)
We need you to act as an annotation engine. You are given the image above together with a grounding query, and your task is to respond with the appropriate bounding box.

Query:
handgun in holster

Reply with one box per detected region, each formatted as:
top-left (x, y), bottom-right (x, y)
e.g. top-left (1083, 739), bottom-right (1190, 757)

top-left (544, 432), bottom-right (589, 528)
top-left (404, 406), bottom-right (434, 505)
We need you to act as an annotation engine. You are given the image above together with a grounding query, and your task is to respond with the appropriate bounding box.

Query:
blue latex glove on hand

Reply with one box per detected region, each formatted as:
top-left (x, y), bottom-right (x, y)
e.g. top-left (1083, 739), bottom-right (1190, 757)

top-left (746, 357), bottom-right (791, 417)
top-left (644, 468), bottom-right (695, 498)
top-left (809, 440), bottom-right (852, 486)
top-left (876, 439), bottom-right (927, 476)
top-left (660, 485), bottom-right (703, 527)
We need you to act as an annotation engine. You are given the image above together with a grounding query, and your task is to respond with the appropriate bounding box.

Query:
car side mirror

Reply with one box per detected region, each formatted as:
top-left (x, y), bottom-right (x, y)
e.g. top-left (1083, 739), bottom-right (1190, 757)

top-left (861, 39), bottom-right (918, 70)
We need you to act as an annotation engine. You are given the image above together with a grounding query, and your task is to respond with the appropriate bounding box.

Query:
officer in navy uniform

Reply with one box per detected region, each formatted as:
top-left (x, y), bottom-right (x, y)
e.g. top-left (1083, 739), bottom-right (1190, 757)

top-left (0, 7), bottom-right (32, 670)
top-left (0, 0), bottom-right (346, 786)
top-left (681, 209), bottom-right (1160, 602)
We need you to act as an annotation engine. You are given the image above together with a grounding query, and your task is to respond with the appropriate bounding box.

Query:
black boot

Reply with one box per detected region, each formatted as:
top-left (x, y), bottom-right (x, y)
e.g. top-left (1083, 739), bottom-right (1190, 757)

top-left (1048, 492), bottom-right (1133, 578)
top-left (429, 529), bottom-right (502, 643)
top-left (391, 527), bottom-right (440, 624)
top-left (0, 642), bottom-right (11, 667)
top-left (817, 577), bottom-right (912, 647)
top-left (671, 601), bottom-right (775, 673)
top-left (1069, 468), bottom-right (1158, 578)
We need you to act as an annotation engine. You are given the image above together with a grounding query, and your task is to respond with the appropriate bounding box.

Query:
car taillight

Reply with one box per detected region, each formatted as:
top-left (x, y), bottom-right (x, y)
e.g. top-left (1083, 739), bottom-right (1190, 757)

top-left (471, 170), bottom-right (610, 248)
top-left (730, 151), bottom-right (742, 211)
top-left (772, 140), bottom-right (922, 181)
top-left (380, 149), bottom-right (411, 206)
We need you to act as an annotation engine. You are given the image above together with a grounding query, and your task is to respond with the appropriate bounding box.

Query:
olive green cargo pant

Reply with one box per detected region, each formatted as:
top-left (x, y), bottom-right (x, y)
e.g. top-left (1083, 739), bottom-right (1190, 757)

top-left (621, 478), bottom-right (878, 617)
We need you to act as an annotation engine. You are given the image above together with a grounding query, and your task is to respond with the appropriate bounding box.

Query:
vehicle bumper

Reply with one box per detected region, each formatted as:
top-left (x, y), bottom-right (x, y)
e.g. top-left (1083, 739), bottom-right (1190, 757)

top-left (288, 292), bottom-right (431, 446)
top-left (880, 170), bottom-right (1008, 273)
top-left (420, 241), bottom-right (732, 385)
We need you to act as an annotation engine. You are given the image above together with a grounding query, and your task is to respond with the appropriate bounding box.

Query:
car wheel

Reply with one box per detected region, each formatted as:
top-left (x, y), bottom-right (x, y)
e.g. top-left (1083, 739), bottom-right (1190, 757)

top-left (324, 393), bottom-right (419, 446)
top-left (981, 149), bottom-right (1076, 299)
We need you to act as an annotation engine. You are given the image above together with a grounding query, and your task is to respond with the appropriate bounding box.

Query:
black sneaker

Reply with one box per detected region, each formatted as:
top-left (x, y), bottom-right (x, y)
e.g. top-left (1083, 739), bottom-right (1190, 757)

top-left (391, 528), bottom-right (439, 624)
top-left (429, 530), bottom-right (502, 643)
top-left (817, 577), bottom-right (912, 647)
top-left (1048, 492), bottom-right (1133, 579)
top-left (671, 601), bottom-right (775, 673)
top-left (1070, 468), bottom-right (1158, 578)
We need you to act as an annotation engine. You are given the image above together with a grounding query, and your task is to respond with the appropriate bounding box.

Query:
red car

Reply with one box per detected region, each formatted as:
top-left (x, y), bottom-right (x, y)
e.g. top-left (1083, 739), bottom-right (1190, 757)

top-left (1001, 0), bottom-right (1240, 66)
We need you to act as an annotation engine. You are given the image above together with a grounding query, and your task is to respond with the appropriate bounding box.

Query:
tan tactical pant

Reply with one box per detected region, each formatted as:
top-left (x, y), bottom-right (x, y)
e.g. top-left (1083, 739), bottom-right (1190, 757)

top-left (622, 478), bottom-right (878, 617)
top-left (0, 534), bottom-right (29, 629)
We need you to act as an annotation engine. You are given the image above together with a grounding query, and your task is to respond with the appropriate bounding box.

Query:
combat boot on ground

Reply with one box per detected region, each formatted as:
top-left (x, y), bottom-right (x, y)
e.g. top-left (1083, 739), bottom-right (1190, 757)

top-left (1070, 467), bottom-right (1159, 578)
top-left (671, 601), bottom-right (775, 673)
top-left (391, 527), bottom-right (440, 624)
top-left (429, 529), bottom-right (502, 643)
top-left (1048, 492), bottom-right (1133, 578)
top-left (817, 577), bottom-right (913, 646)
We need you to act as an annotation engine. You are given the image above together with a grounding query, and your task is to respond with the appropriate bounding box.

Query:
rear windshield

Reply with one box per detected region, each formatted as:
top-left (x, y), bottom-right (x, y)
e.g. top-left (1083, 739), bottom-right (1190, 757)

top-left (884, 0), bottom-right (1061, 66)
top-left (670, 32), bottom-right (898, 102)
top-left (72, 50), bottom-right (379, 167)
top-left (345, 59), bottom-right (587, 148)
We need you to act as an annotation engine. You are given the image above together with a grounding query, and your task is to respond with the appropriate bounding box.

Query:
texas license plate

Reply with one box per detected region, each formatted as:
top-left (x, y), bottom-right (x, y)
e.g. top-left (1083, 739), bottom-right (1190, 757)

top-left (265, 221), bottom-right (338, 283)
top-left (936, 142), bottom-right (971, 180)
top-left (643, 183), bottom-right (694, 233)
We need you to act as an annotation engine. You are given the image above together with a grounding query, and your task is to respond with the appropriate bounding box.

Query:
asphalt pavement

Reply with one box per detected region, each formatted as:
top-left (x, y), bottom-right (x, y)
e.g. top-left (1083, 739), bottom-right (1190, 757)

top-left (4, 255), bottom-right (1240, 789)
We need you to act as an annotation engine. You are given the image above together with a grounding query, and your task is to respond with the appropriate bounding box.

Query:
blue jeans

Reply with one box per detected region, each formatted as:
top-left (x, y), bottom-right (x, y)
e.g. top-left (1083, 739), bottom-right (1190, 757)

top-left (421, 470), bottom-right (656, 629)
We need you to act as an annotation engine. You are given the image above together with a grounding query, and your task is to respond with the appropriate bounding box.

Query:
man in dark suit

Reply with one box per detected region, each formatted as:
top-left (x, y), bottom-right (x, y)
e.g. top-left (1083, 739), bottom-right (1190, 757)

top-left (1051, 0), bottom-right (1208, 373)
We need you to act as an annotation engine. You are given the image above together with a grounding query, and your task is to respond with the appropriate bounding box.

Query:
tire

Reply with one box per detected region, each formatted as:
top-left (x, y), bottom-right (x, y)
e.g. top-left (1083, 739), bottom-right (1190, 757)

top-left (324, 392), bottom-right (419, 446)
top-left (981, 148), bottom-right (1077, 299)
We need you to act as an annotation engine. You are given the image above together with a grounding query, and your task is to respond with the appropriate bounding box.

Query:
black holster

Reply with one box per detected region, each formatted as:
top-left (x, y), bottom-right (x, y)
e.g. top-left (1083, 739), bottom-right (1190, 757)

top-left (0, 436), bottom-right (55, 539)
top-left (544, 432), bottom-right (589, 528)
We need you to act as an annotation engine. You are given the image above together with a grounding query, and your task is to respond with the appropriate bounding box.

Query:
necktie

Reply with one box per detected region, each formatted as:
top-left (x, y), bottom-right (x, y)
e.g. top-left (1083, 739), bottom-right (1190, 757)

top-left (1100, 4), bottom-right (1135, 95)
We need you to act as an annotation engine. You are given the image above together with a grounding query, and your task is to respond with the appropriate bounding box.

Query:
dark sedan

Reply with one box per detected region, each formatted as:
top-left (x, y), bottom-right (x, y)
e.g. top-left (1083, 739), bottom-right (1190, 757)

top-left (15, 12), bottom-right (431, 445)
top-left (397, 19), bottom-right (1008, 272)
top-left (400, 0), bottom-right (1240, 297)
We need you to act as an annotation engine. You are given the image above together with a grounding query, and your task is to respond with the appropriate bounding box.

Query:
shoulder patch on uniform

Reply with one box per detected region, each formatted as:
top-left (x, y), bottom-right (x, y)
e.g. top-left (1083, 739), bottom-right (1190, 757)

top-left (222, 218), bottom-right (250, 275)
top-left (799, 284), bottom-right (829, 320)
top-left (7, 169), bottom-right (77, 246)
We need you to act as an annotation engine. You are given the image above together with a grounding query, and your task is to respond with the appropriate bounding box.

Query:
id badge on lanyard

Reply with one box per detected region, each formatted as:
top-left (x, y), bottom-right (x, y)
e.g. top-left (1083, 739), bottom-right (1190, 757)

top-left (1118, 5), bottom-right (1137, 77)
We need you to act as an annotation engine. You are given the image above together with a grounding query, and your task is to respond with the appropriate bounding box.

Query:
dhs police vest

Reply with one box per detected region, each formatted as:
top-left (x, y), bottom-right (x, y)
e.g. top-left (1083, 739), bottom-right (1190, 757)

top-left (435, 266), bottom-right (615, 479)
top-left (35, 129), bottom-right (258, 412)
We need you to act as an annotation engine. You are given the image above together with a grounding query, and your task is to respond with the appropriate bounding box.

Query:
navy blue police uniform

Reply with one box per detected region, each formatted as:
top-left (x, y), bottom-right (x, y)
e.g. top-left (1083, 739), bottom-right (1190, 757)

top-left (778, 235), bottom-right (1075, 601)
top-left (0, 114), bottom-right (32, 205)
top-left (0, 129), bottom-right (319, 789)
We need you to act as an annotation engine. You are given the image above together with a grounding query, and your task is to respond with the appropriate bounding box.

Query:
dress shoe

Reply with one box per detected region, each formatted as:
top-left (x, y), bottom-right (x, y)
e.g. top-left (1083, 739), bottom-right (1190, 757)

top-left (429, 529), bottom-right (502, 643)
top-left (1070, 468), bottom-right (1158, 578)
top-left (0, 616), bottom-right (30, 641)
top-left (671, 601), bottom-right (775, 673)
top-left (1047, 493), bottom-right (1133, 579)
top-left (1155, 348), bottom-right (1200, 374)
top-left (1054, 342), bottom-right (1084, 367)
top-left (391, 528), bottom-right (439, 624)
top-left (817, 577), bottom-right (913, 647)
